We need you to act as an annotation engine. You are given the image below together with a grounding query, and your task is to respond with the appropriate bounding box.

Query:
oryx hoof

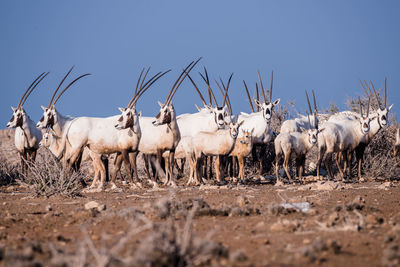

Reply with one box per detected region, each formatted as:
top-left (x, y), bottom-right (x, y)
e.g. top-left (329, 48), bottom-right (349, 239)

top-left (275, 179), bottom-right (284, 187)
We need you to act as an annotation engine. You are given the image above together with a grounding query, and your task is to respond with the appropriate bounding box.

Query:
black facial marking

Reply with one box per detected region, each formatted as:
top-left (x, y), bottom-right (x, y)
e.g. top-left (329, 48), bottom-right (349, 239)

top-left (218, 114), bottom-right (223, 121)
top-left (9, 115), bottom-right (14, 123)
top-left (118, 116), bottom-right (123, 122)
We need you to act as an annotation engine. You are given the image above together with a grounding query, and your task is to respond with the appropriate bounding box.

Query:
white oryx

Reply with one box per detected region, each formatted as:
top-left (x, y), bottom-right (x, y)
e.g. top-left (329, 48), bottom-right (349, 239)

top-left (394, 127), bottom-right (400, 157)
top-left (192, 120), bottom-right (244, 184)
top-left (351, 79), bottom-right (394, 179)
top-left (280, 90), bottom-right (320, 133)
top-left (37, 66), bottom-right (168, 191)
top-left (316, 98), bottom-right (374, 180)
top-left (7, 72), bottom-right (49, 174)
top-left (237, 71), bottom-right (279, 175)
top-left (116, 58), bottom-right (202, 187)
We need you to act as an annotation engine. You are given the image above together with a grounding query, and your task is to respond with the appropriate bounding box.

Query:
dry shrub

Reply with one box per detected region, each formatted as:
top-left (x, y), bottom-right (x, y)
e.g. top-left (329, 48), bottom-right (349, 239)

top-left (22, 149), bottom-right (83, 197)
top-left (0, 156), bottom-right (20, 186)
top-left (361, 125), bottom-right (400, 180)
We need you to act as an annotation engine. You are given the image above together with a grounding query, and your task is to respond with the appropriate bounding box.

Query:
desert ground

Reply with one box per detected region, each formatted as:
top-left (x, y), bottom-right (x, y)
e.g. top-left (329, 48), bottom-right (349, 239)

top-left (1, 128), bottom-right (400, 266)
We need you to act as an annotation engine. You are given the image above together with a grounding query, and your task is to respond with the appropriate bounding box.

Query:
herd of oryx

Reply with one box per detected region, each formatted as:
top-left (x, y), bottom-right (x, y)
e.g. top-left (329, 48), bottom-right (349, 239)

top-left (6, 58), bottom-right (399, 191)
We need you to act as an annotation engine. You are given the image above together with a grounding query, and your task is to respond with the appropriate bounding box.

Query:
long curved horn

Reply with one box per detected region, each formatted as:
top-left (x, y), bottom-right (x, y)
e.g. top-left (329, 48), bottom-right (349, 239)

top-left (384, 77), bottom-right (387, 107)
top-left (305, 91), bottom-right (312, 115)
top-left (200, 69), bottom-right (218, 107)
top-left (269, 70), bottom-right (274, 103)
top-left (359, 78), bottom-right (370, 97)
top-left (243, 80), bottom-right (255, 112)
top-left (203, 67), bottom-right (211, 106)
top-left (256, 83), bottom-right (260, 103)
top-left (215, 78), bottom-right (232, 115)
top-left (165, 57), bottom-right (202, 105)
top-left (366, 96), bottom-right (370, 117)
top-left (358, 97), bottom-right (363, 117)
top-left (48, 66), bottom-right (74, 108)
top-left (133, 67), bottom-right (145, 99)
top-left (187, 73), bottom-right (207, 107)
top-left (224, 73), bottom-right (233, 114)
top-left (133, 70), bottom-right (171, 106)
top-left (257, 70), bottom-right (266, 103)
top-left (129, 69), bottom-right (171, 107)
top-left (369, 80), bottom-right (381, 109)
top-left (17, 72), bottom-right (45, 109)
top-left (20, 72), bottom-right (50, 107)
top-left (312, 90), bottom-right (317, 114)
top-left (53, 73), bottom-right (91, 105)
top-left (363, 80), bottom-right (373, 97)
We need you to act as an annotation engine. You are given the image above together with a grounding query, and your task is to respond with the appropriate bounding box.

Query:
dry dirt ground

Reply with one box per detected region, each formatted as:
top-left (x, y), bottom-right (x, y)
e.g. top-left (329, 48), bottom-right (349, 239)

top-left (1, 129), bottom-right (400, 266)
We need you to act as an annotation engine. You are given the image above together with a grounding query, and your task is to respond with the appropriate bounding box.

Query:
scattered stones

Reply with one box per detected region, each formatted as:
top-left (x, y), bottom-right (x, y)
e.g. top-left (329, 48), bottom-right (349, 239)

top-left (45, 205), bottom-right (52, 212)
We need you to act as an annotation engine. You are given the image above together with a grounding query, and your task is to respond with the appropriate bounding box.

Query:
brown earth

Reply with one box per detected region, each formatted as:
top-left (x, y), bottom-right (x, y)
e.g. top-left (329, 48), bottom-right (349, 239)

top-left (1, 129), bottom-right (400, 266)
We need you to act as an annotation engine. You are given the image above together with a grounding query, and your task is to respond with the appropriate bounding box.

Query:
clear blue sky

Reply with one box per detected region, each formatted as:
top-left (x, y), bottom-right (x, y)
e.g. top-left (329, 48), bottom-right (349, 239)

top-left (1, 0), bottom-right (399, 128)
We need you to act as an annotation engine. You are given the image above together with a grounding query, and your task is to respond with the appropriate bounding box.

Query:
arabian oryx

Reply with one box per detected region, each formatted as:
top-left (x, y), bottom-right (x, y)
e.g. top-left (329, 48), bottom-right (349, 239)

top-left (274, 93), bottom-right (322, 184)
top-left (229, 128), bottom-right (255, 181)
top-left (237, 71), bottom-right (279, 176)
top-left (160, 69), bottom-right (231, 180)
top-left (317, 97), bottom-right (374, 180)
top-left (117, 58), bottom-right (202, 187)
top-left (394, 127), bottom-right (400, 157)
top-left (38, 66), bottom-right (168, 191)
top-left (280, 90), bottom-right (320, 133)
top-left (352, 79), bottom-right (394, 179)
top-left (176, 70), bottom-right (233, 179)
top-left (7, 72), bottom-right (49, 174)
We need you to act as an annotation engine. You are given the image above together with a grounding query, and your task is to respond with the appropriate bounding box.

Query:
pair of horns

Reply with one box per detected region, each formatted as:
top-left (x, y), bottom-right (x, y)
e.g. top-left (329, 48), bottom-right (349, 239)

top-left (199, 67), bottom-right (219, 107)
top-left (215, 74), bottom-right (233, 115)
top-left (161, 57), bottom-right (202, 107)
top-left (257, 70), bottom-right (273, 104)
top-left (359, 78), bottom-right (388, 109)
top-left (127, 67), bottom-right (171, 108)
top-left (305, 90), bottom-right (318, 115)
top-left (358, 96), bottom-right (370, 118)
top-left (17, 72), bottom-right (50, 109)
top-left (48, 66), bottom-right (91, 108)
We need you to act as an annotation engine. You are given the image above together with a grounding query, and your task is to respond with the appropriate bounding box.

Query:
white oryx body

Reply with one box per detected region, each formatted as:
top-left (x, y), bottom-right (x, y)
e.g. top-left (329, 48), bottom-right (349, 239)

top-left (275, 128), bottom-right (319, 182)
top-left (192, 121), bottom-right (242, 184)
top-left (394, 127), bottom-right (400, 157)
top-left (8, 72), bottom-right (49, 174)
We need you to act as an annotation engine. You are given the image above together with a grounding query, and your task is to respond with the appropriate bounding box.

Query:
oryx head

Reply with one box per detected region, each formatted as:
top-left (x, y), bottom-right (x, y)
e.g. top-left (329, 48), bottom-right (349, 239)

top-left (228, 120), bottom-right (244, 139)
top-left (39, 129), bottom-right (55, 148)
top-left (152, 58), bottom-right (202, 126)
top-left (254, 71), bottom-right (280, 121)
top-left (37, 66), bottom-right (90, 129)
top-left (239, 128), bottom-right (254, 145)
top-left (356, 97), bottom-right (373, 134)
top-left (8, 72), bottom-right (49, 129)
top-left (370, 79), bottom-right (393, 127)
top-left (115, 67), bottom-right (170, 131)
top-left (302, 127), bottom-right (319, 145)
top-left (197, 68), bottom-right (233, 129)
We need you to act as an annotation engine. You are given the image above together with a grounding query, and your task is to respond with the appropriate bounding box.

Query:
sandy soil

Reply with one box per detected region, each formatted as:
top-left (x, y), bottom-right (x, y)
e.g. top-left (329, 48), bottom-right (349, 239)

top-left (1, 128), bottom-right (400, 266)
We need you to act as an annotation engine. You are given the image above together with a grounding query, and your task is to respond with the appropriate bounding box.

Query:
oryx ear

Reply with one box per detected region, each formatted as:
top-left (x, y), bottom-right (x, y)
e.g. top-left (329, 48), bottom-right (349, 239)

top-left (254, 99), bottom-right (261, 107)
top-left (138, 111), bottom-right (142, 117)
top-left (195, 104), bottom-right (201, 112)
top-left (11, 106), bottom-right (16, 112)
top-left (273, 98), bottom-right (281, 106)
top-left (251, 128), bottom-right (255, 135)
top-left (388, 104), bottom-right (394, 111)
top-left (41, 105), bottom-right (47, 111)
top-left (158, 101), bottom-right (163, 107)
top-left (238, 120), bottom-right (244, 127)
top-left (318, 128), bottom-right (325, 133)
top-left (118, 107), bottom-right (125, 113)
top-left (300, 127), bottom-right (307, 133)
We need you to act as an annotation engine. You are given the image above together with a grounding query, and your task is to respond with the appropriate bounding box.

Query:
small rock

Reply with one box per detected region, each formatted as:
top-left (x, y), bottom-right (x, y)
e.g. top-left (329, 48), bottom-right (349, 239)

top-left (263, 239), bottom-right (270, 245)
top-left (85, 201), bottom-right (100, 210)
top-left (236, 195), bottom-right (249, 207)
top-left (230, 250), bottom-right (248, 262)
top-left (366, 214), bottom-right (384, 225)
top-left (97, 204), bottom-right (106, 212)
top-left (45, 205), bottom-right (52, 212)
